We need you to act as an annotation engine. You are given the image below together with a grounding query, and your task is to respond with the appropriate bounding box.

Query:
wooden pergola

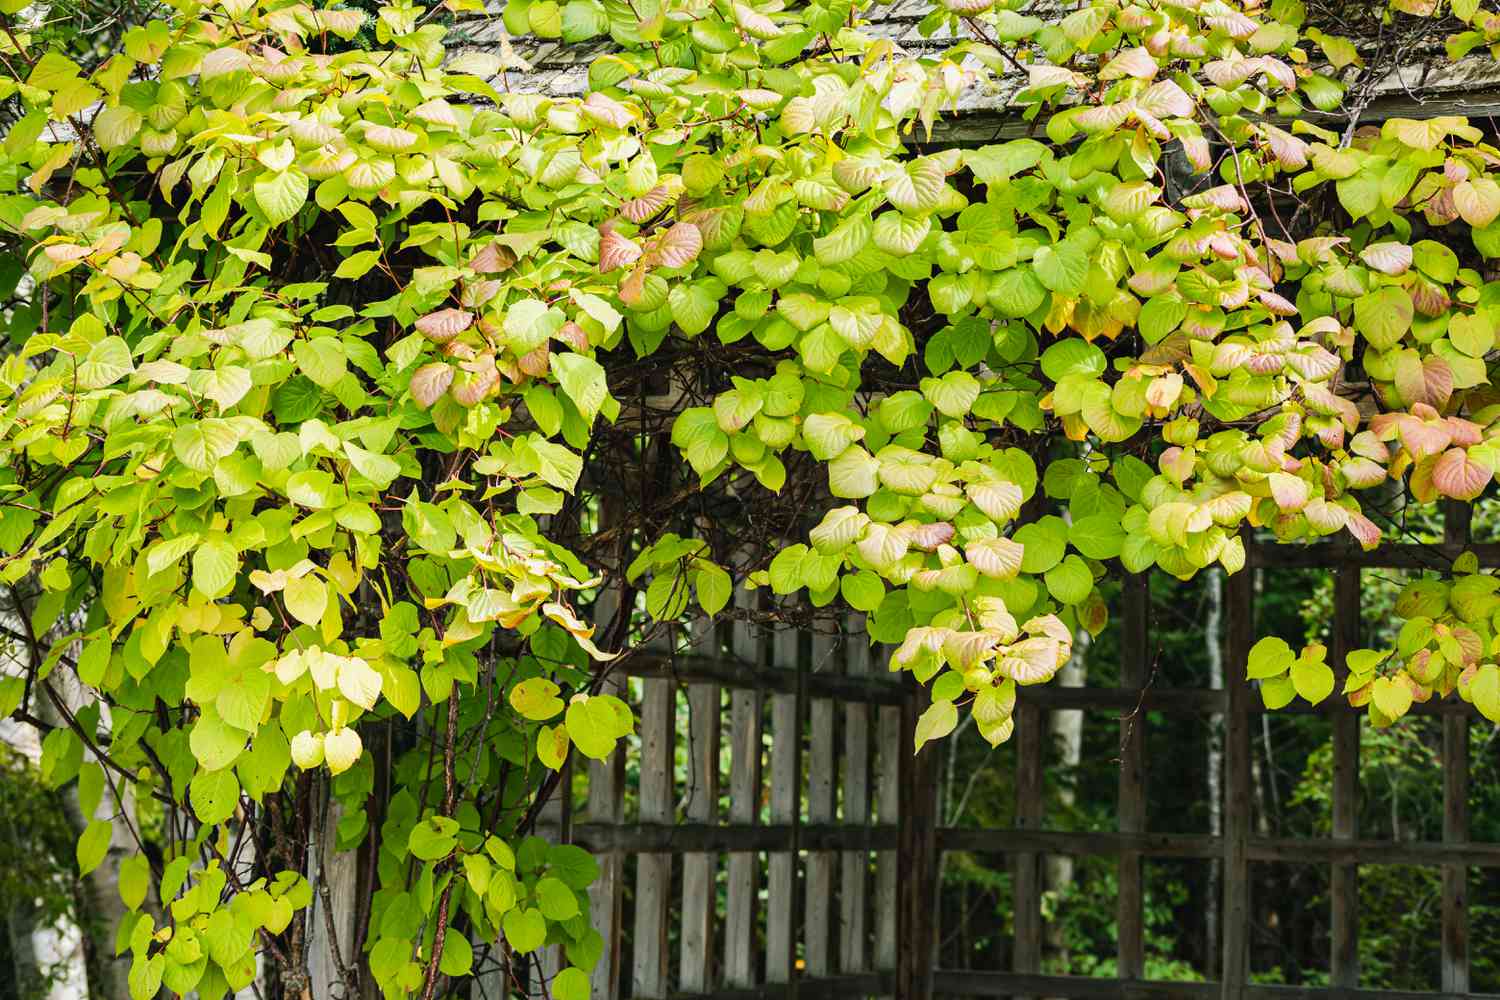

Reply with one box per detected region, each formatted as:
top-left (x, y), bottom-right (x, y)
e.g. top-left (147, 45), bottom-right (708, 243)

top-left (495, 505), bottom-right (1500, 1000)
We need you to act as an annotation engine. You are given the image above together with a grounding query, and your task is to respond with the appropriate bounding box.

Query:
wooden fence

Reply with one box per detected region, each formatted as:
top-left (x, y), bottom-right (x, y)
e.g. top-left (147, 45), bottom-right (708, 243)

top-left (520, 503), bottom-right (1500, 1000)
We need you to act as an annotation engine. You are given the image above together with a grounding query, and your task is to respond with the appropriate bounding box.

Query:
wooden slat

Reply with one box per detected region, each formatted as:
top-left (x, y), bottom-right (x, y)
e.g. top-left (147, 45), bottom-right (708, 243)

top-left (633, 639), bottom-right (675, 998)
top-left (725, 588), bottom-right (764, 989)
top-left (1221, 555), bottom-right (1255, 1000)
top-left (663, 972), bottom-right (888, 1000)
top-left (577, 822), bottom-right (897, 853)
top-left (1118, 573), bottom-right (1149, 980)
top-left (1443, 501), bottom-right (1471, 995)
top-left (1011, 697), bottom-right (1043, 986)
top-left (1330, 562), bottom-right (1361, 990)
top-left (587, 557), bottom-right (626, 1000)
top-left (873, 646), bottom-right (901, 986)
top-left (588, 674), bottom-right (627, 1000)
top-left (680, 617), bottom-right (721, 994)
top-left (1247, 540), bottom-right (1500, 570)
top-left (614, 652), bottom-right (904, 703)
top-left (804, 631), bottom-right (838, 977)
top-left (840, 618), bottom-right (873, 973)
top-left (932, 969), bottom-right (1500, 1000)
top-left (765, 626), bottom-right (799, 984)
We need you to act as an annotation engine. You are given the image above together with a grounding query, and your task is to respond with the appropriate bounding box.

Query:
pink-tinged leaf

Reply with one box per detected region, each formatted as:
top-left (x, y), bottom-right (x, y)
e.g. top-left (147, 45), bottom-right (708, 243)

top-left (1185, 184), bottom-right (1248, 213)
top-left (1304, 498), bottom-right (1348, 533)
top-left (469, 242), bottom-right (516, 274)
top-left (1264, 125), bottom-right (1308, 169)
top-left (1256, 56), bottom-right (1296, 90)
top-left (1245, 351), bottom-right (1284, 375)
top-left (43, 243), bottom-right (90, 262)
top-left (414, 307), bottom-right (474, 344)
top-left (1350, 430), bottom-right (1390, 461)
top-left (1395, 353), bottom-right (1453, 410)
top-left (1179, 133), bottom-right (1211, 171)
top-left (1340, 457), bottom-right (1387, 488)
top-left (1396, 412), bottom-right (1452, 460)
top-left (1360, 241), bottom-right (1412, 275)
top-left (653, 221), bottom-right (702, 269)
top-left (907, 521), bottom-right (956, 551)
top-left (1075, 102), bottom-right (1132, 133)
top-left (451, 358), bottom-right (500, 406)
top-left (1447, 416), bottom-right (1484, 447)
top-left (1345, 510), bottom-right (1381, 549)
top-left (1433, 447), bottom-right (1493, 501)
top-left (1204, 10), bottom-right (1257, 37)
top-left (1268, 471), bottom-right (1310, 511)
top-left (410, 363), bottom-right (454, 408)
top-left (618, 266), bottom-right (648, 309)
top-left (598, 230), bottom-right (642, 273)
top-left (1258, 290), bottom-right (1298, 316)
top-left (556, 321), bottom-right (589, 352)
top-left (1286, 345), bottom-right (1339, 381)
top-left (941, 630), bottom-right (1001, 670)
top-left (1204, 58), bottom-right (1255, 87)
top-left (1100, 46), bottom-right (1158, 80)
top-left (1410, 278), bottom-right (1451, 317)
top-left (892, 626), bottom-right (946, 672)
top-left (1138, 79), bottom-right (1194, 117)
top-left (581, 91), bottom-right (633, 129)
top-left (517, 342), bottom-right (549, 378)
top-left (1000, 637), bottom-right (1062, 685)
top-left (967, 537), bottom-right (1025, 579)
top-left (967, 481), bottom-right (1024, 522)
top-left (620, 184), bottom-right (673, 224)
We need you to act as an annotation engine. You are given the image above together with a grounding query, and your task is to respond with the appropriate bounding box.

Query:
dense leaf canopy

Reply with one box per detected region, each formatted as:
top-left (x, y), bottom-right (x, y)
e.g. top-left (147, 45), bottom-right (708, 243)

top-left (0, 0), bottom-right (1497, 994)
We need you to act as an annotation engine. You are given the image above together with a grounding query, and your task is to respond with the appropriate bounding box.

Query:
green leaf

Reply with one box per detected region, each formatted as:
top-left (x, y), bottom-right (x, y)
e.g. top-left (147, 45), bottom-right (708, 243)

top-left (1353, 286), bottom-right (1412, 351)
top-left (76, 819), bottom-right (111, 875)
top-left (914, 699), bottom-right (957, 750)
top-left (503, 907), bottom-right (546, 954)
top-left (120, 854), bottom-right (151, 910)
top-left (192, 538), bottom-right (239, 599)
top-left (439, 933), bottom-right (473, 977)
top-left (1246, 636), bottom-right (1293, 680)
top-left (254, 169), bottom-right (309, 224)
top-left (536, 876), bottom-right (579, 920)
top-left (1044, 554), bottom-right (1093, 605)
top-left (694, 561), bottom-right (732, 615)
top-left (1290, 650), bottom-right (1335, 704)
top-left (550, 352), bottom-right (610, 422)
top-left (1068, 514), bottom-right (1125, 560)
top-left (409, 816), bottom-right (459, 861)
top-left (189, 768), bottom-right (241, 825)
top-left (511, 678), bottom-right (565, 721)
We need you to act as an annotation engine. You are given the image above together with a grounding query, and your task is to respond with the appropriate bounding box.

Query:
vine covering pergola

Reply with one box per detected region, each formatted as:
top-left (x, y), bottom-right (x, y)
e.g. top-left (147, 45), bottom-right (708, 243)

top-left (3, 0), bottom-right (1500, 997)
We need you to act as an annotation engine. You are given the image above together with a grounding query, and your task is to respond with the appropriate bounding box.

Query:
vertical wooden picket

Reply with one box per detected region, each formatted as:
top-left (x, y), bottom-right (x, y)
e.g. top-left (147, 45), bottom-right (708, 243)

top-left (840, 615), bottom-right (873, 974)
top-left (874, 645), bottom-right (901, 994)
top-left (725, 586), bottom-right (764, 989)
top-left (1118, 574), bottom-right (1148, 980)
top-left (804, 630), bottom-right (838, 977)
top-left (679, 616), bottom-right (721, 994)
top-left (766, 623), bottom-right (799, 984)
top-left (1221, 547), bottom-right (1254, 1000)
top-left (1443, 501), bottom-right (1471, 993)
top-left (632, 628), bottom-right (674, 997)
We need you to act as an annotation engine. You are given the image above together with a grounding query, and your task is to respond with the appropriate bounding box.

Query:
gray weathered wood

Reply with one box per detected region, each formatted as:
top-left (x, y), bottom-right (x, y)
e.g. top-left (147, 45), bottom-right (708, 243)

top-left (725, 587), bottom-right (764, 989)
top-left (1011, 696), bottom-right (1043, 990)
top-left (840, 617), bottom-right (873, 973)
top-left (680, 617), bottom-right (722, 994)
top-left (1330, 563), bottom-right (1360, 990)
top-left (587, 674), bottom-right (627, 1000)
top-left (766, 625), bottom-right (800, 984)
top-left (1118, 573), bottom-right (1148, 980)
top-left (804, 631), bottom-right (838, 977)
top-left (633, 658), bottom-right (675, 997)
top-left (1442, 501), bottom-right (1471, 995)
top-left (896, 680), bottom-right (939, 1000)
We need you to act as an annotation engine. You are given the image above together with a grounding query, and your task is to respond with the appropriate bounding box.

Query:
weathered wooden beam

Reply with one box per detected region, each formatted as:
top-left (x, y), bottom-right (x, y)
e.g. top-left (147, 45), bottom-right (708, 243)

top-left (679, 618), bottom-right (721, 994)
top-left (840, 619), bottom-right (873, 974)
top-left (576, 822), bottom-right (900, 854)
top-left (931, 969), bottom-right (1500, 1000)
top-left (1246, 541), bottom-right (1500, 570)
top-left (613, 651), bottom-right (905, 704)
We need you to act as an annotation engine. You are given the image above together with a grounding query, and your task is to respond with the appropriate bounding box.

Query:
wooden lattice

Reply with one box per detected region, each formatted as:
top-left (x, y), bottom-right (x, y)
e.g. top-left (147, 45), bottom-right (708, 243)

top-left (505, 503), bottom-right (1500, 1000)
